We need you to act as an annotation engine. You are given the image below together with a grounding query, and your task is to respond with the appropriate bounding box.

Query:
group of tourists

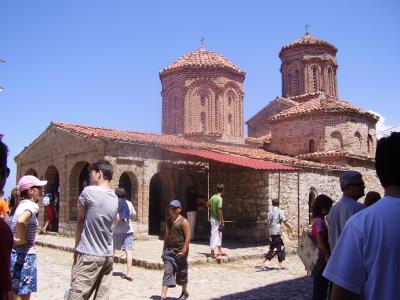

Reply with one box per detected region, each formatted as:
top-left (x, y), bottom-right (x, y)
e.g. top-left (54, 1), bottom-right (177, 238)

top-left (0, 132), bottom-right (400, 300)
top-left (307, 132), bottom-right (400, 300)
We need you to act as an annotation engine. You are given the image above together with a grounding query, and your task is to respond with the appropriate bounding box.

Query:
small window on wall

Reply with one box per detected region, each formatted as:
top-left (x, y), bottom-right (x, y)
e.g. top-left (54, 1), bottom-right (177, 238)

top-left (228, 96), bottom-right (232, 106)
top-left (312, 66), bottom-right (318, 92)
top-left (308, 139), bottom-right (315, 153)
top-left (201, 96), bottom-right (206, 106)
top-left (200, 112), bottom-right (206, 132)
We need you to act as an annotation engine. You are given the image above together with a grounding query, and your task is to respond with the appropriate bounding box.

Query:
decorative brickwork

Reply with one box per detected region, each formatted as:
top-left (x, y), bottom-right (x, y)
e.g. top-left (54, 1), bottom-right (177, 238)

top-left (280, 33), bottom-right (338, 98)
top-left (160, 47), bottom-right (245, 139)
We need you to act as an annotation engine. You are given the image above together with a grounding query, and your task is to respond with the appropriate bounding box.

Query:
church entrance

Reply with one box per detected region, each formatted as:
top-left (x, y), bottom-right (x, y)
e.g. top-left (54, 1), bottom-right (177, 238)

top-left (44, 166), bottom-right (60, 232)
top-left (149, 174), bottom-right (163, 235)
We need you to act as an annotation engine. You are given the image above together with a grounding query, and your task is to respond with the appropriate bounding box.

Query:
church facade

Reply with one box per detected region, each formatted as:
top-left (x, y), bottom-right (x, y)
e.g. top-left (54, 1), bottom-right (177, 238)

top-left (15, 33), bottom-right (382, 242)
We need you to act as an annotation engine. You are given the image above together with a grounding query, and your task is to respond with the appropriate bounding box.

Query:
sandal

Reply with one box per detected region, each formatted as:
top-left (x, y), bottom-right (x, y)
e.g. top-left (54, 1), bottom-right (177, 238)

top-left (122, 274), bottom-right (133, 281)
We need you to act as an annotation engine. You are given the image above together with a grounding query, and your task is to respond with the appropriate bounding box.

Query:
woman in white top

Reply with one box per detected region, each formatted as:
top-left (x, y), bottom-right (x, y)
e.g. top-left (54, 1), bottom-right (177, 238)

top-left (10, 175), bottom-right (47, 300)
top-left (113, 187), bottom-right (136, 281)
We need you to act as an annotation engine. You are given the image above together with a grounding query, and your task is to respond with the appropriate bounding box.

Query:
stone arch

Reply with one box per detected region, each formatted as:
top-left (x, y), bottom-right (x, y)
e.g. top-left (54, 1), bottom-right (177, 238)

top-left (327, 67), bottom-right (335, 96)
top-left (44, 165), bottom-right (60, 231)
top-left (118, 171), bottom-right (139, 218)
top-left (25, 168), bottom-right (38, 177)
top-left (331, 130), bottom-right (344, 150)
top-left (69, 161), bottom-right (89, 221)
top-left (354, 131), bottom-right (362, 151)
top-left (308, 187), bottom-right (318, 225)
top-left (163, 87), bottom-right (183, 134)
top-left (185, 79), bottom-right (221, 133)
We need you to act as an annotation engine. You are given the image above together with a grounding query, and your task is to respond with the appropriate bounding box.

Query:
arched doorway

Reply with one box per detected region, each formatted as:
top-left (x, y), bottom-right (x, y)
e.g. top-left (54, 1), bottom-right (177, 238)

top-left (44, 166), bottom-right (60, 232)
top-left (69, 162), bottom-right (89, 221)
top-left (149, 174), bottom-right (163, 235)
top-left (119, 172), bottom-right (132, 201)
top-left (25, 168), bottom-right (38, 177)
top-left (118, 172), bottom-right (139, 220)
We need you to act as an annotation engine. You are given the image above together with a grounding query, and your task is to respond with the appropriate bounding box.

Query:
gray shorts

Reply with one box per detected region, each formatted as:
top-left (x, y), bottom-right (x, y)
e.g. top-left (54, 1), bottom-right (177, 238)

top-left (162, 249), bottom-right (188, 287)
top-left (113, 232), bottom-right (134, 251)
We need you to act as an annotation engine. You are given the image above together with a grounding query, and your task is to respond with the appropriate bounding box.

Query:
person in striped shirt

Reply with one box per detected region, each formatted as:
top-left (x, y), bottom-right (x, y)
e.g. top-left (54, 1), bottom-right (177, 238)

top-left (9, 175), bottom-right (47, 300)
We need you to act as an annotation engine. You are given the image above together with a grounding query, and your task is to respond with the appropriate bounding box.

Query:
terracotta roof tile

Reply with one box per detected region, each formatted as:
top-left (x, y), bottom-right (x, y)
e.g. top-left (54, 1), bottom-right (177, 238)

top-left (245, 135), bottom-right (271, 146)
top-left (160, 47), bottom-right (244, 75)
top-left (269, 98), bottom-right (379, 122)
top-left (280, 33), bottom-right (337, 53)
top-left (50, 122), bottom-right (344, 171)
top-left (298, 149), bottom-right (375, 162)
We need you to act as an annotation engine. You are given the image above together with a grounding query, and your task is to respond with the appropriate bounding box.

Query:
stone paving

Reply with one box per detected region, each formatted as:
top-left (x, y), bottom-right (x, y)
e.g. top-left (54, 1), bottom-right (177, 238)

top-left (32, 246), bottom-right (312, 300)
top-left (35, 234), bottom-right (298, 269)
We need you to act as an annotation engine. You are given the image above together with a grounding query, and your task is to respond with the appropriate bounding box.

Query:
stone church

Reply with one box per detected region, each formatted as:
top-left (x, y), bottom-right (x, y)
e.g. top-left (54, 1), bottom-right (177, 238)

top-left (15, 33), bottom-right (382, 241)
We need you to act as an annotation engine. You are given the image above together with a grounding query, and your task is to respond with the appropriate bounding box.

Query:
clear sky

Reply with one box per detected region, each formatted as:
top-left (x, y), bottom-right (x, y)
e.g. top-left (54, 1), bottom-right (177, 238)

top-left (1, 0), bottom-right (399, 195)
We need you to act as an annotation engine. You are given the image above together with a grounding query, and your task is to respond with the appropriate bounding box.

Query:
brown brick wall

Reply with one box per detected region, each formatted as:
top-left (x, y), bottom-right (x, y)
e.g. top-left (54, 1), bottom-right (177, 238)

top-left (161, 69), bottom-right (245, 138)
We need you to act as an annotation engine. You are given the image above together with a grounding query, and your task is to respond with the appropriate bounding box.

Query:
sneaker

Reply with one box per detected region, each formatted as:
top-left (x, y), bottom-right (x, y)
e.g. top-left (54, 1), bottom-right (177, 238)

top-left (178, 291), bottom-right (189, 300)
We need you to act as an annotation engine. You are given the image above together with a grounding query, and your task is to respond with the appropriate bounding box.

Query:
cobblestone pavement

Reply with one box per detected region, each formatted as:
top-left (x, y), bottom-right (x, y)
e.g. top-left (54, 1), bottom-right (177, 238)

top-left (32, 246), bottom-right (312, 300)
top-left (35, 234), bottom-right (298, 269)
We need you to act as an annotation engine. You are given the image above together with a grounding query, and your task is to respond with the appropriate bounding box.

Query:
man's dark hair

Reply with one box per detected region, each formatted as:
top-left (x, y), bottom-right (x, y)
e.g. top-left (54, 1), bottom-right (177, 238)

top-left (0, 141), bottom-right (9, 192)
top-left (272, 199), bottom-right (279, 207)
top-left (115, 187), bottom-right (127, 199)
top-left (312, 194), bottom-right (333, 218)
top-left (364, 191), bottom-right (381, 207)
top-left (216, 184), bottom-right (224, 193)
top-left (375, 132), bottom-right (400, 188)
top-left (88, 159), bottom-right (113, 181)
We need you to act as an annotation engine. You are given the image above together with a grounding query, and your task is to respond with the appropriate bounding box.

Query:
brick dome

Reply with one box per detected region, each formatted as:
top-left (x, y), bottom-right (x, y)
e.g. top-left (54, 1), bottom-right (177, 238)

top-left (279, 33), bottom-right (337, 57)
top-left (160, 47), bottom-right (245, 76)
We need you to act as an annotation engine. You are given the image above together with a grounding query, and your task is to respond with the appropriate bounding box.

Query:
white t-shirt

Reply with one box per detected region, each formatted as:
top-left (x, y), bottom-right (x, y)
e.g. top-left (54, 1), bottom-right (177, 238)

top-left (267, 207), bottom-right (286, 235)
top-left (323, 196), bottom-right (400, 300)
top-left (113, 200), bottom-right (136, 234)
top-left (10, 200), bottom-right (39, 254)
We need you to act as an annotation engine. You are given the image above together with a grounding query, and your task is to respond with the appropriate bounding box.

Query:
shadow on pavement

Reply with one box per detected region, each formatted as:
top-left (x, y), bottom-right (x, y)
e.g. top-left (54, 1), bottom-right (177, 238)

top-left (212, 276), bottom-right (312, 300)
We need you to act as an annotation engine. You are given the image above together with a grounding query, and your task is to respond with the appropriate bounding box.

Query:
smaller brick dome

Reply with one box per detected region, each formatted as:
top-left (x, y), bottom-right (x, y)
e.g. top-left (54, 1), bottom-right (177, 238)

top-left (160, 47), bottom-right (245, 76)
top-left (279, 33), bottom-right (337, 57)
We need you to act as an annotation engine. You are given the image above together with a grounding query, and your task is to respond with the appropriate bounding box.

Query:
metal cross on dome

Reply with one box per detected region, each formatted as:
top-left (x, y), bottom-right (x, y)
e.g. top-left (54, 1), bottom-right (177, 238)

top-left (304, 23), bottom-right (310, 35)
top-left (200, 36), bottom-right (205, 48)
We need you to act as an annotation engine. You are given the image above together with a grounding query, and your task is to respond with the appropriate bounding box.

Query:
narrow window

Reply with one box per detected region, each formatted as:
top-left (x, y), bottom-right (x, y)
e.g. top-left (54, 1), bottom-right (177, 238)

top-left (312, 66), bottom-right (318, 92)
top-left (309, 139), bottom-right (315, 153)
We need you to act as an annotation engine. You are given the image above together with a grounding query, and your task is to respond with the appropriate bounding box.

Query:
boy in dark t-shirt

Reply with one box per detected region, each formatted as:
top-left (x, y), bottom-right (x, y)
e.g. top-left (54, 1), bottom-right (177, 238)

top-left (161, 200), bottom-right (190, 300)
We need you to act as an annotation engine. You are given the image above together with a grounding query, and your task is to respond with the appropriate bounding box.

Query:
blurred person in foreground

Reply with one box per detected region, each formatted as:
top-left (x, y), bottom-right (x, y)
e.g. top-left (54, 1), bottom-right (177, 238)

top-left (324, 132), bottom-right (400, 300)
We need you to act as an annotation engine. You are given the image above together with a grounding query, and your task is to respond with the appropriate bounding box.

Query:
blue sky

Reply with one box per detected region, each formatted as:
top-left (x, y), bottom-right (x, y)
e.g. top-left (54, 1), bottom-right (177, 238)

top-left (1, 0), bottom-right (399, 195)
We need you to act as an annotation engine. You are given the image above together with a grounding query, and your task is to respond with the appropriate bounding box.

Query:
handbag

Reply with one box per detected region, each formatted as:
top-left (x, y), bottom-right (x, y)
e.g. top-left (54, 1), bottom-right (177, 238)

top-left (297, 229), bottom-right (321, 275)
top-left (218, 224), bottom-right (224, 232)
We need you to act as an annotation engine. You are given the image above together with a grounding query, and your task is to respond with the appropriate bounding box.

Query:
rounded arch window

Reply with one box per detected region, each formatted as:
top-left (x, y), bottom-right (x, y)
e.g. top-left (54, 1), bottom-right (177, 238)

top-left (308, 139), bottom-right (315, 153)
top-left (354, 131), bottom-right (362, 150)
top-left (228, 96), bottom-right (232, 106)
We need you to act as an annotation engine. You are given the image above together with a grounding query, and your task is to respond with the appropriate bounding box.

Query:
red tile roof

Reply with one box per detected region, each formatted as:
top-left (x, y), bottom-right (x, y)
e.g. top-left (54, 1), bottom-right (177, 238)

top-left (164, 148), bottom-right (299, 171)
top-left (245, 135), bottom-right (271, 146)
top-left (269, 97), bottom-right (379, 123)
top-left (280, 33), bottom-right (337, 55)
top-left (160, 47), bottom-right (244, 76)
top-left (298, 149), bottom-right (375, 162)
top-left (50, 122), bottom-right (345, 170)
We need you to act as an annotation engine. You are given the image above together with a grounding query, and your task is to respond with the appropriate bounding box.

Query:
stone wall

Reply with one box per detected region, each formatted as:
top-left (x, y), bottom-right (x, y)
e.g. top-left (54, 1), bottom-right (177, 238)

top-left (270, 113), bottom-right (377, 156)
